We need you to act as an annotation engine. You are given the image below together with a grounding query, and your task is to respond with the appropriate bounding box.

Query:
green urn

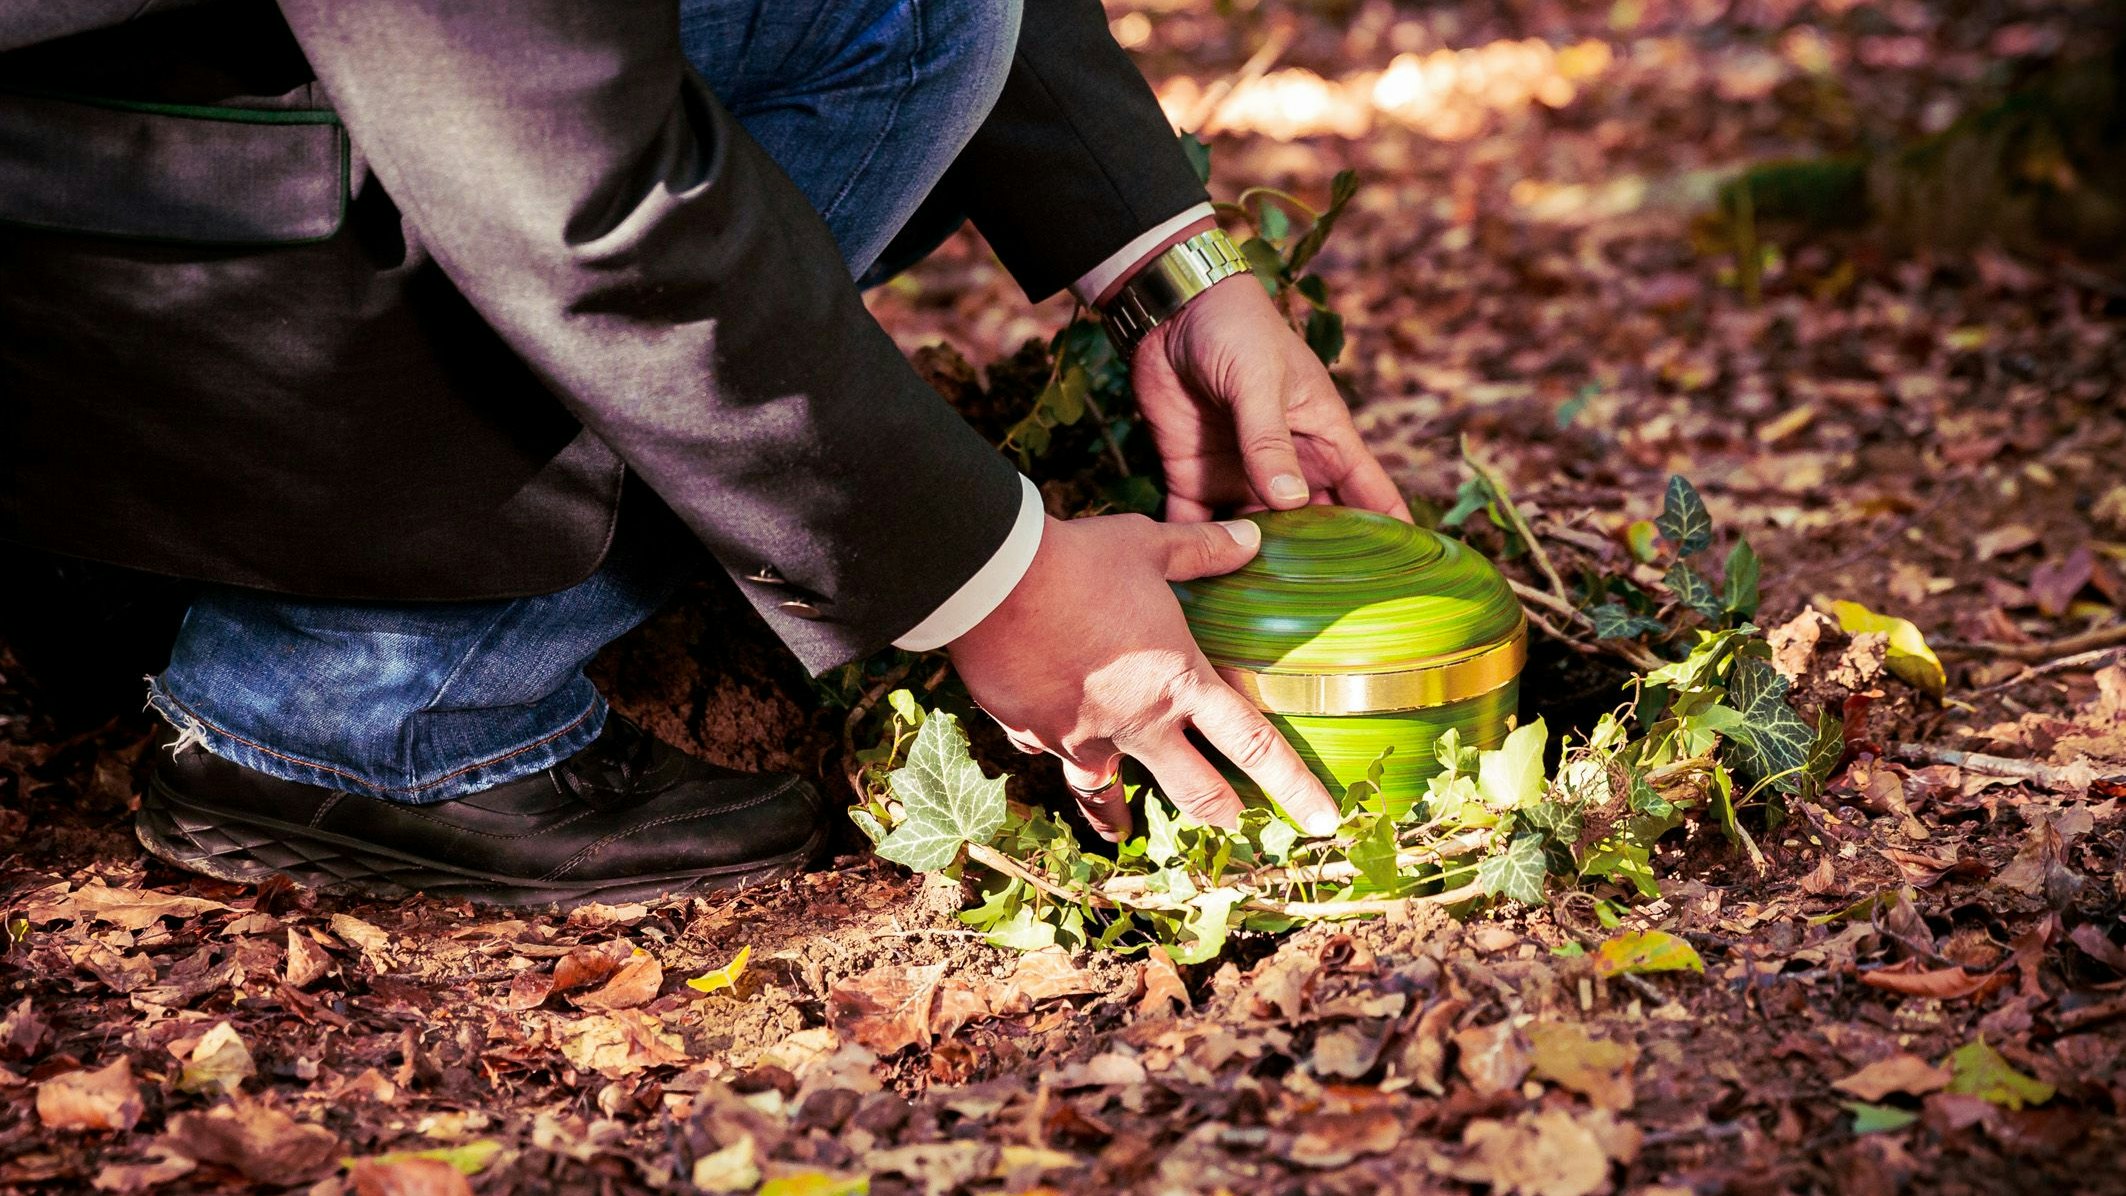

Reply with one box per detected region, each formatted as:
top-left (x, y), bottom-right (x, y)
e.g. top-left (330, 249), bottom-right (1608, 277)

top-left (1174, 505), bottom-right (1526, 814)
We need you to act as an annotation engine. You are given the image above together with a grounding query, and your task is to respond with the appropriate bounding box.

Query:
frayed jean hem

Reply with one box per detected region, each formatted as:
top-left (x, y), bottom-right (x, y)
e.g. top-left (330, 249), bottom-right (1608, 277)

top-left (144, 677), bottom-right (608, 805)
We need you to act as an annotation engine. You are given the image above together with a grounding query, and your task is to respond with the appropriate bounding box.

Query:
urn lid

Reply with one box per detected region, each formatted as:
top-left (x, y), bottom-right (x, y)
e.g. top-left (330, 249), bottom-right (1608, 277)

top-left (1175, 506), bottom-right (1525, 715)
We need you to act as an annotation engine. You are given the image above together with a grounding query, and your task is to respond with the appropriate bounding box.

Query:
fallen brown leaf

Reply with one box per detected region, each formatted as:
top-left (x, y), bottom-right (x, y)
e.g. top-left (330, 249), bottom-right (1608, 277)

top-left (350, 1157), bottom-right (475, 1196)
top-left (163, 1098), bottom-right (340, 1186)
top-left (284, 929), bottom-right (334, 989)
top-left (571, 948), bottom-right (664, 1012)
top-left (555, 1009), bottom-right (689, 1078)
top-left (1832, 1053), bottom-right (1954, 1101)
top-left (1455, 1019), bottom-right (1532, 1097)
top-left (1527, 1021), bottom-right (1636, 1110)
top-left (829, 963), bottom-right (965, 1054)
top-left (1283, 1107), bottom-right (1404, 1168)
top-left (0, 998), bottom-right (48, 1062)
top-left (1451, 1109), bottom-right (1634, 1196)
top-left (22, 881), bottom-right (228, 932)
top-left (1139, 950), bottom-right (1189, 1017)
top-left (988, 949), bottom-right (1101, 1016)
top-left (36, 1058), bottom-right (143, 1132)
top-left (2069, 923), bottom-right (2126, 972)
top-left (1859, 959), bottom-right (2009, 1000)
top-left (90, 1150), bottom-right (196, 1193)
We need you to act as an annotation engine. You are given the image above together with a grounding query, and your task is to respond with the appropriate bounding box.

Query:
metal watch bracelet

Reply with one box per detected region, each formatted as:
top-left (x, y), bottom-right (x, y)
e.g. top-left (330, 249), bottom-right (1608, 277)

top-left (1098, 227), bottom-right (1250, 360)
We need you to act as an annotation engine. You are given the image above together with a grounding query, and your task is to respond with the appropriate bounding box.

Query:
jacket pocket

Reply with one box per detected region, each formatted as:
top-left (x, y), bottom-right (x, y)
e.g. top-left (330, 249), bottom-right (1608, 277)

top-left (0, 90), bottom-right (347, 244)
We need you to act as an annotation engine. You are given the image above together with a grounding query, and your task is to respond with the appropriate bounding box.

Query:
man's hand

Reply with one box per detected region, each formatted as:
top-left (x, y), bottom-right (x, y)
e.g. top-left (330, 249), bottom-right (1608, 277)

top-left (1130, 273), bottom-right (1412, 525)
top-left (947, 513), bottom-right (1341, 842)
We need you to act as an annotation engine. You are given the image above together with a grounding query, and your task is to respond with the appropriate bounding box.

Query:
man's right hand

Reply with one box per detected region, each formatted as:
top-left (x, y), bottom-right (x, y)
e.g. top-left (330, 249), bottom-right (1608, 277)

top-left (946, 513), bottom-right (1341, 843)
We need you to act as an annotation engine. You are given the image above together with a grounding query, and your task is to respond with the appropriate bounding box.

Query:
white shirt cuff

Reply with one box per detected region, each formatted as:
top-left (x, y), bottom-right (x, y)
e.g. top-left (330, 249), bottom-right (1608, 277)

top-left (893, 474), bottom-right (1045, 651)
top-left (1069, 202), bottom-right (1216, 305)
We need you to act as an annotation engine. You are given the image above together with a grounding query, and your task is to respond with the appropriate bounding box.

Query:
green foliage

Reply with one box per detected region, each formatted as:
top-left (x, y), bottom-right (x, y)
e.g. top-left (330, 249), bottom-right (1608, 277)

top-left (1655, 475), bottom-right (1713, 557)
top-left (849, 466), bottom-right (1834, 959)
top-left (874, 713), bottom-right (1009, 872)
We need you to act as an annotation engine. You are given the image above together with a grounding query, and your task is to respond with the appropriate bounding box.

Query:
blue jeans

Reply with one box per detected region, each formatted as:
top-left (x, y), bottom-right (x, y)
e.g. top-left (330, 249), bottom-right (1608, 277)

top-left (148, 0), bottom-right (1021, 802)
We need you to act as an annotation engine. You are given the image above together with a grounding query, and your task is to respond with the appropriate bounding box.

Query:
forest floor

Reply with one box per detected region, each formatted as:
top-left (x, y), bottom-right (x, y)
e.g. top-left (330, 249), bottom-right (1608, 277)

top-left (4, 0), bottom-right (2125, 1193)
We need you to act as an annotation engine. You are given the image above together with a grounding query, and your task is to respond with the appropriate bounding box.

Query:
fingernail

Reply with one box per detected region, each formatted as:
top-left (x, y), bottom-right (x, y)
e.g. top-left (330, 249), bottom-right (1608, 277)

top-left (1218, 519), bottom-right (1261, 549)
top-left (1301, 810), bottom-right (1339, 837)
top-left (1270, 474), bottom-right (1310, 503)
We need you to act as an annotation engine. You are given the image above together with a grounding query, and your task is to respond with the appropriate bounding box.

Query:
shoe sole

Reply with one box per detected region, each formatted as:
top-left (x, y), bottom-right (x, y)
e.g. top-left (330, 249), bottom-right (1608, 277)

top-left (135, 776), bottom-right (826, 910)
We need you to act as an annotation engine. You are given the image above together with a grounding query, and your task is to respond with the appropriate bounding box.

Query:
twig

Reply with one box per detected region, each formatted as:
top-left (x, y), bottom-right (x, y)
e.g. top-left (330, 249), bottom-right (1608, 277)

top-left (1889, 743), bottom-right (2122, 787)
top-left (1097, 829), bottom-right (1493, 898)
top-left (1078, 387), bottom-right (1132, 480)
top-left (1937, 621), bottom-right (2126, 662)
top-left (1245, 882), bottom-right (1482, 921)
top-left (1463, 438), bottom-right (1570, 607)
top-left (1187, 23), bottom-right (1295, 135)
top-left (1977, 646), bottom-right (2125, 695)
top-left (1616, 972), bottom-right (1670, 1007)
top-left (2054, 993), bottom-right (2126, 1033)
top-left (966, 842), bottom-right (1119, 910)
top-left (1511, 580), bottom-right (1666, 673)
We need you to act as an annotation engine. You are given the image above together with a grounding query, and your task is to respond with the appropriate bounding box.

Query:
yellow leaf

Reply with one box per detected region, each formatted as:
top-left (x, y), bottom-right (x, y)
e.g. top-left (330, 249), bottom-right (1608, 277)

top-left (1831, 600), bottom-right (1946, 698)
top-left (758, 1172), bottom-right (869, 1196)
top-left (342, 1140), bottom-right (504, 1176)
top-left (1592, 929), bottom-right (1704, 978)
top-left (686, 945), bottom-right (751, 996)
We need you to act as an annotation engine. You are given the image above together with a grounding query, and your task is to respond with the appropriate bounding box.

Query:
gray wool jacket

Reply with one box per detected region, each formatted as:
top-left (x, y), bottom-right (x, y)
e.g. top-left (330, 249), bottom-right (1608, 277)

top-left (0, 0), bottom-right (1207, 672)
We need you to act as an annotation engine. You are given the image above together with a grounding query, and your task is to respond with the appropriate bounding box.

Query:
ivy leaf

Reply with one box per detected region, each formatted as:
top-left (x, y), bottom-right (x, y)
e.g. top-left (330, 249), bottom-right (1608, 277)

top-left (1514, 800), bottom-right (1584, 874)
top-left (886, 688), bottom-right (925, 727)
top-left (984, 904), bottom-right (1060, 952)
top-left (1144, 794), bottom-right (1179, 867)
top-left (1943, 1039), bottom-right (2054, 1109)
top-left (876, 712), bottom-right (1009, 872)
top-left (1170, 888), bottom-right (1245, 965)
top-left (1257, 202), bottom-right (1290, 242)
top-left (1350, 814), bottom-right (1400, 889)
top-left (1655, 475), bottom-right (1712, 557)
top-left (1178, 131), bottom-right (1212, 184)
top-left (1476, 831), bottom-right (1549, 905)
top-left (1284, 169), bottom-right (1358, 276)
top-left (1441, 476), bottom-right (1496, 528)
top-left (1665, 561), bottom-right (1723, 621)
top-left (1304, 303), bottom-right (1345, 366)
top-left (1580, 841), bottom-right (1659, 899)
top-left (847, 808), bottom-right (887, 846)
top-left (1592, 929), bottom-right (1704, 977)
top-left (1240, 236), bottom-right (1284, 295)
top-left (1590, 603), bottom-right (1664, 640)
top-left (1798, 707), bottom-right (1846, 801)
top-left (1477, 717), bottom-right (1548, 811)
top-left (1036, 363), bottom-right (1088, 427)
top-left (1844, 1102), bottom-right (1921, 1134)
top-left (1724, 539), bottom-right (1761, 617)
top-left (1722, 657), bottom-right (1814, 794)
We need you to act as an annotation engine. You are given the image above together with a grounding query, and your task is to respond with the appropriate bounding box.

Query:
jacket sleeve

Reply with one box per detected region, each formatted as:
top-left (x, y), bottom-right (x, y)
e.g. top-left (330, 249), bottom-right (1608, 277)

top-left (272, 0), bottom-right (1025, 673)
top-left (943, 0), bottom-right (1212, 301)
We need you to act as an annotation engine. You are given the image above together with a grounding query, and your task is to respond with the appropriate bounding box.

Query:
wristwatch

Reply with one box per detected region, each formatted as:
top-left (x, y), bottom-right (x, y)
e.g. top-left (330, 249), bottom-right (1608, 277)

top-left (1098, 227), bottom-right (1250, 361)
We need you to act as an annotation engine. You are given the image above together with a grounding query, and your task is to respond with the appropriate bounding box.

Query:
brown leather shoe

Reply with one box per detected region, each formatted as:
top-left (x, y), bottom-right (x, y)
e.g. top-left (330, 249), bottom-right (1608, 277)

top-left (136, 714), bottom-right (825, 908)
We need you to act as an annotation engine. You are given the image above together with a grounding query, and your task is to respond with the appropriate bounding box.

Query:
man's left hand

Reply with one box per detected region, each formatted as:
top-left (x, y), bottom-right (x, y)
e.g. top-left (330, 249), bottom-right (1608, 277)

top-left (1129, 273), bottom-right (1412, 525)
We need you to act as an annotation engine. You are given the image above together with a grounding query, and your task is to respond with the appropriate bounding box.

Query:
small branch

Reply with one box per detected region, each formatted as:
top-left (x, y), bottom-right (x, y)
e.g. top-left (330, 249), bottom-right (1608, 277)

top-left (1097, 829), bottom-right (1494, 898)
top-left (1463, 438), bottom-right (1570, 606)
top-left (1938, 621), bottom-right (2126, 662)
top-left (966, 842), bottom-right (1118, 910)
top-left (1078, 388), bottom-right (1132, 480)
top-left (1889, 743), bottom-right (2121, 788)
top-left (1245, 882), bottom-right (1482, 921)
top-left (1512, 580), bottom-right (1665, 673)
top-left (1977, 646), bottom-right (2125, 696)
top-left (2054, 993), bottom-right (2126, 1033)
top-left (1187, 23), bottom-right (1295, 135)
